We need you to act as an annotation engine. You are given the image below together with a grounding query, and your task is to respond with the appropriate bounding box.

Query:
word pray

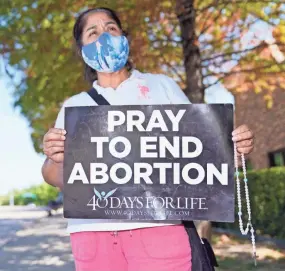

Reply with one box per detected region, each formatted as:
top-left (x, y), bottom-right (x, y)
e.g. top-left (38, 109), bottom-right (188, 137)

top-left (108, 109), bottom-right (186, 132)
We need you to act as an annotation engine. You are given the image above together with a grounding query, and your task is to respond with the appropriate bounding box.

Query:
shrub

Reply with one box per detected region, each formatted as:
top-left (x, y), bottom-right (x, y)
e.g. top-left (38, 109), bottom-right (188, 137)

top-left (214, 167), bottom-right (285, 239)
top-left (0, 183), bottom-right (58, 206)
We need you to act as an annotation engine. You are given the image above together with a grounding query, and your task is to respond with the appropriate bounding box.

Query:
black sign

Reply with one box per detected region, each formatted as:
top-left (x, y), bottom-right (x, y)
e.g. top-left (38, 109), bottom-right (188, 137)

top-left (63, 104), bottom-right (234, 222)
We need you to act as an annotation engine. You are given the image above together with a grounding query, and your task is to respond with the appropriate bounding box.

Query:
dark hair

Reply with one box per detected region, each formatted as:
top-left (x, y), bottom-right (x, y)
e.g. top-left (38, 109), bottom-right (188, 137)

top-left (73, 7), bottom-right (133, 85)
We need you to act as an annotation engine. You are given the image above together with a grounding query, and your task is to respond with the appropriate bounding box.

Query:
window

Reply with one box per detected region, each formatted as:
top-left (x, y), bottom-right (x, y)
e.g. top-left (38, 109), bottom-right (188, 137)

top-left (268, 149), bottom-right (285, 167)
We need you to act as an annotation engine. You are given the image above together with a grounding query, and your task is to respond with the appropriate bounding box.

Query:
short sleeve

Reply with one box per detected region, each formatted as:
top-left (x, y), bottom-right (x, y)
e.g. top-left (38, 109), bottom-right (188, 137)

top-left (161, 75), bottom-right (191, 104)
top-left (53, 92), bottom-right (96, 129)
top-left (54, 102), bottom-right (66, 129)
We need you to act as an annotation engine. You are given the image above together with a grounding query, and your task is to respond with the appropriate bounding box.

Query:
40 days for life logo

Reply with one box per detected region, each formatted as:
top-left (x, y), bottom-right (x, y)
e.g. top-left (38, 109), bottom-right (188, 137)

top-left (88, 187), bottom-right (118, 210)
top-left (87, 187), bottom-right (208, 211)
top-left (88, 187), bottom-right (146, 211)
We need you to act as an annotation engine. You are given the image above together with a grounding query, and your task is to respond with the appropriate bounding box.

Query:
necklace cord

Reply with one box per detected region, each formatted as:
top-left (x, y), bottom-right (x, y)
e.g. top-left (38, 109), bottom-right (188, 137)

top-left (234, 143), bottom-right (258, 266)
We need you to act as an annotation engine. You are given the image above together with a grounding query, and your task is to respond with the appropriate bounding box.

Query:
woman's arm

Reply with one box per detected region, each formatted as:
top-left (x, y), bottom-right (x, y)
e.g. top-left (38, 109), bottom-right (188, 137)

top-left (42, 157), bottom-right (64, 191)
top-left (42, 98), bottom-right (67, 190)
top-left (42, 127), bottom-right (66, 190)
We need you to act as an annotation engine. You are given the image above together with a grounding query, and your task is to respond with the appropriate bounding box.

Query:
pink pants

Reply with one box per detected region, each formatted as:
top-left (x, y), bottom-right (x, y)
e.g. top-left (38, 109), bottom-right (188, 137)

top-left (70, 225), bottom-right (192, 271)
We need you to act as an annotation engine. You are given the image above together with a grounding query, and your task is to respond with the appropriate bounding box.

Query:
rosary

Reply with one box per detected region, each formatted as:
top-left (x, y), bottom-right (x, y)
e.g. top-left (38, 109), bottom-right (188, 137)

top-left (234, 143), bottom-right (258, 266)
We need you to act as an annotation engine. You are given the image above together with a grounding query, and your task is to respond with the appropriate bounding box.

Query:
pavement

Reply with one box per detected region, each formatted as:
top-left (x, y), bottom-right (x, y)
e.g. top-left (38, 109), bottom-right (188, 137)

top-left (0, 207), bottom-right (284, 271)
top-left (0, 207), bottom-right (74, 271)
top-left (0, 206), bottom-right (50, 247)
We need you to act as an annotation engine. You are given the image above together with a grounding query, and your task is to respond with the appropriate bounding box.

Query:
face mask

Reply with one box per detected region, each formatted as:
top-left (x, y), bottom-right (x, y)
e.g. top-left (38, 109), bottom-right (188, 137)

top-left (81, 32), bottom-right (130, 73)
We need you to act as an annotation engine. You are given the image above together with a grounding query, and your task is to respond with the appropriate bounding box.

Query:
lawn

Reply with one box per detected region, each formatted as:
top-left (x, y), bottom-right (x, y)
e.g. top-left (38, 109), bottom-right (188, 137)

top-left (213, 233), bottom-right (285, 270)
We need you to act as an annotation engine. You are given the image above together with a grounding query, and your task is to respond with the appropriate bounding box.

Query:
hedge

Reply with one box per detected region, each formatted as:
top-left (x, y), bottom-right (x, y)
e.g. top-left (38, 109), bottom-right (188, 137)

top-left (0, 183), bottom-right (58, 206)
top-left (214, 167), bottom-right (285, 239)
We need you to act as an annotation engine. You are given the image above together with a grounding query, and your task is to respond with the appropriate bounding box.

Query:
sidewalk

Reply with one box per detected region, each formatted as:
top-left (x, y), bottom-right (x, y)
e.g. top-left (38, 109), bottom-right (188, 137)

top-left (0, 206), bottom-right (49, 247)
top-left (1, 212), bottom-right (284, 271)
top-left (0, 214), bottom-right (74, 271)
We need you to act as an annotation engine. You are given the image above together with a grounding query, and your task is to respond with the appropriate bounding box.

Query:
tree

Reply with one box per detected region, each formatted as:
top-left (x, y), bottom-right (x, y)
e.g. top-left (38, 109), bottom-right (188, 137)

top-left (176, 0), bottom-right (204, 103)
top-left (1, 0), bottom-right (284, 151)
top-left (175, 0), bottom-right (285, 239)
top-left (0, 183), bottom-right (58, 206)
top-left (1, 0), bottom-right (285, 239)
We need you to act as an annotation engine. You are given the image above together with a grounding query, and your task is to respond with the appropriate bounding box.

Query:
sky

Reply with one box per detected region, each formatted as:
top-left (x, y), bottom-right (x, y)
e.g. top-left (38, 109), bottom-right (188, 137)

top-left (0, 61), bottom-right (46, 196)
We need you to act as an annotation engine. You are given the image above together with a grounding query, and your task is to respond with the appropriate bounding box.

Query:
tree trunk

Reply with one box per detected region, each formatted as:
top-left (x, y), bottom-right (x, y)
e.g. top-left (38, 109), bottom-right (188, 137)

top-left (175, 0), bottom-right (204, 103)
top-left (175, 0), bottom-right (212, 242)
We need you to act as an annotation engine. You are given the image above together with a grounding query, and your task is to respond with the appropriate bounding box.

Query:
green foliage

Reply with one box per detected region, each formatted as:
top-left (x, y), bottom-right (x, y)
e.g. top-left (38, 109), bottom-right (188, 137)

top-left (1, 0), bottom-right (285, 151)
top-left (0, 183), bottom-right (59, 206)
top-left (215, 167), bottom-right (285, 239)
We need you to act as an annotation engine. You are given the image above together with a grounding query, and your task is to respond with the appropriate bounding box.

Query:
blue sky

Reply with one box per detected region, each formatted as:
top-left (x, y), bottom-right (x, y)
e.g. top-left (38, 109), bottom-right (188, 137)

top-left (0, 63), bottom-right (46, 196)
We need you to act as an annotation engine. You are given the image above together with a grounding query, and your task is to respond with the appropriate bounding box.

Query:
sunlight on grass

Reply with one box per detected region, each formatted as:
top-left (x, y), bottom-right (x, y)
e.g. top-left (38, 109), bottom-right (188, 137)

top-left (213, 233), bottom-right (285, 270)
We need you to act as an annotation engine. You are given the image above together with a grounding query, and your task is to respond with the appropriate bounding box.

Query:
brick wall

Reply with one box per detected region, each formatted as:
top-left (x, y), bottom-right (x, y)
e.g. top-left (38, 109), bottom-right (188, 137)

top-left (234, 89), bottom-right (285, 169)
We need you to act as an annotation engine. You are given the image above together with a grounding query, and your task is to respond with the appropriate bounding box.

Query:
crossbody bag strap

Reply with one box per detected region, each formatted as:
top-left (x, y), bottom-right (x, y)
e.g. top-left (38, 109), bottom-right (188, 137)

top-left (87, 87), bottom-right (110, 105)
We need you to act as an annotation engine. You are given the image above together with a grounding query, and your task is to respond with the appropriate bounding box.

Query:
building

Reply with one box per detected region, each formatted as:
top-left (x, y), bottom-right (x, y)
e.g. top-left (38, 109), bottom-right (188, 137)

top-left (234, 88), bottom-right (285, 170)
top-left (220, 31), bottom-right (285, 170)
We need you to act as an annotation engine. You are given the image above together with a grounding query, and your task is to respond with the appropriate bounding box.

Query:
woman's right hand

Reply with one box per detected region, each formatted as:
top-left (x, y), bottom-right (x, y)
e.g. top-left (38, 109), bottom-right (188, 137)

top-left (43, 128), bottom-right (66, 163)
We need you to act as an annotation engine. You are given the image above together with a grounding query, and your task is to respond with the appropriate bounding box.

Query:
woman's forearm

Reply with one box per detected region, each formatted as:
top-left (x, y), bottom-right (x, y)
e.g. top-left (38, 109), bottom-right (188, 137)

top-left (42, 158), bottom-right (64, 190)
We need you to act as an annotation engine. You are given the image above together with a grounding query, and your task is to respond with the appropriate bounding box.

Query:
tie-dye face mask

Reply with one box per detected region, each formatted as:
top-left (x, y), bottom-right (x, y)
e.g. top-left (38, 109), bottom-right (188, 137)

top-left (81, 32), bottom-right (129, 73)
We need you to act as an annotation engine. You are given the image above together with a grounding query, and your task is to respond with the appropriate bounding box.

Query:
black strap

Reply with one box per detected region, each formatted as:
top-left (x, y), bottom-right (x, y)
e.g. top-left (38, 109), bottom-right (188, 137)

top-left (87, 87), bottom-right (110, 105)
top-left (183, 221), bottom-right (217, 270)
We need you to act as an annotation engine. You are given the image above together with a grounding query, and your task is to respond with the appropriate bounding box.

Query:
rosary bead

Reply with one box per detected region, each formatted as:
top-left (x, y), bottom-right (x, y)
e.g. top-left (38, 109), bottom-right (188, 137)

top-left (234, 145), bottom-right (257, 265)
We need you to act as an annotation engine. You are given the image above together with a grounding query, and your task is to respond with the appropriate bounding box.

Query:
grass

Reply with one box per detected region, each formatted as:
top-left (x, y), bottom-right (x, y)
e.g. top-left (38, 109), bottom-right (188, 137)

top-left (216, 256), bottom-right (285, 271)
top-left (212, 233), bottom-right (285, 270)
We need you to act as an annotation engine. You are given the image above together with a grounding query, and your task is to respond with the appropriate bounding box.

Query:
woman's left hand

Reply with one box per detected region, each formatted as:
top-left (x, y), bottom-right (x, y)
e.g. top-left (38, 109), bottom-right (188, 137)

top-left (232, 125), bottom-right (254, 156)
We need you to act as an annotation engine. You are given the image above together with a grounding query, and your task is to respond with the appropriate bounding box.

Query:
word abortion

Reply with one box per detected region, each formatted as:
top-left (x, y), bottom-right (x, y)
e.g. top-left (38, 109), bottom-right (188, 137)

top-left (68, 162), bottom-right (228, 185)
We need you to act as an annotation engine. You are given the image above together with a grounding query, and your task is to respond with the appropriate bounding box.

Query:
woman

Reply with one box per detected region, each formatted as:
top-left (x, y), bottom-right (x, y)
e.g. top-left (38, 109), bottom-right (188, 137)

top-left (42, 7), bottom-right (254, 271)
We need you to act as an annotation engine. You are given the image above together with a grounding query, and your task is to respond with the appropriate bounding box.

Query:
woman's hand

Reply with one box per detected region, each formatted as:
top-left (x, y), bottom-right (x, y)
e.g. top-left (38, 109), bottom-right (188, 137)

top-left (43, 128), bottom-right (66, 163)
top-left (232, 125), bottom-right (254, 156)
